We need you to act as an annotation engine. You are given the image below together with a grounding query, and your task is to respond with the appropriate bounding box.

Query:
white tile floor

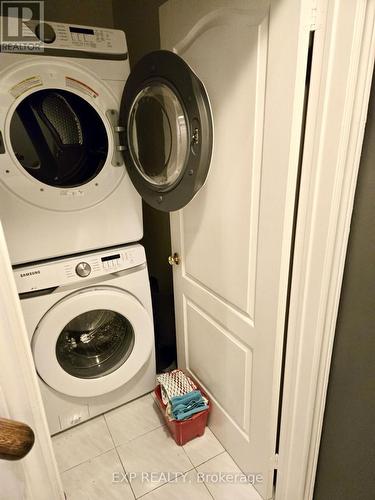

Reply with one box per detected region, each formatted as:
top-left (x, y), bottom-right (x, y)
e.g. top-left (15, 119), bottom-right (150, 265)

top-left (53, 393), bottom-right (262, 500)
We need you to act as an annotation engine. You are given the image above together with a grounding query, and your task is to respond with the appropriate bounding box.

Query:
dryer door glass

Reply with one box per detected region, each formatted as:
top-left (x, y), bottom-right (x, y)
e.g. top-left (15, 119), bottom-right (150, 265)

top-left (56, 309), bottom-right (135, 379)
top-left (120, 50), bottom-right (213, 212)
top-left (9, 89), bottom-right (108, 187)
top-left (127, 82), bottom-right (189, 188)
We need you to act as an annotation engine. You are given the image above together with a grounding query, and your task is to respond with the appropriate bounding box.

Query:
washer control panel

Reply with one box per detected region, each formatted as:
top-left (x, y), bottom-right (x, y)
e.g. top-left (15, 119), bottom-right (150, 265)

top-left (14, 244), bottom-right (145, 294)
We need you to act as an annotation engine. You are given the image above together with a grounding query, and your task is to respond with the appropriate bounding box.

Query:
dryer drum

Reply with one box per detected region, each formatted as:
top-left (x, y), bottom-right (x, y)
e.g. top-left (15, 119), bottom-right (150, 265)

top-left (9, 89), bottom-right (109, 188)
top-left (41, 93), bottom-right (83, 146)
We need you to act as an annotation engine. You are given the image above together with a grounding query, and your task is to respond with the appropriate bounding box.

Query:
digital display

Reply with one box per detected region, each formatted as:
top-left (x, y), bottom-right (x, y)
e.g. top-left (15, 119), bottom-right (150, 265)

top-left (101, 254), bottom-right (120, 262)
top-left (69, 27), bottom-right (94, 35)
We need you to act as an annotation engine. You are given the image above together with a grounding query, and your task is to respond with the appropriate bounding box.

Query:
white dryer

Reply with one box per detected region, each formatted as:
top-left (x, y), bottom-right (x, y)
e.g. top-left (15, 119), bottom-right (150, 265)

top-left (0, 19), bottom-right (213, 265)
top-left (0, 21), bottom-right (142, 265)
top-left (15, 244), bottom-right (156, 434)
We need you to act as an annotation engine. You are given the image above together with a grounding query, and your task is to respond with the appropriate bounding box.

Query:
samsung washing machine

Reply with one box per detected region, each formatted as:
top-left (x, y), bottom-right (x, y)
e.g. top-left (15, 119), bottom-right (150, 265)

top-left (0, 18), bottom-right (213, 265)
top-left (15, 244), bottom-right (156, 434)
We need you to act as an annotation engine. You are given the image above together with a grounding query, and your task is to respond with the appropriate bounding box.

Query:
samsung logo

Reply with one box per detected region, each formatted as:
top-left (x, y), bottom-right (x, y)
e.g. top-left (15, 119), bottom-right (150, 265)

top-left (20, 270), bottom-right (40, 278)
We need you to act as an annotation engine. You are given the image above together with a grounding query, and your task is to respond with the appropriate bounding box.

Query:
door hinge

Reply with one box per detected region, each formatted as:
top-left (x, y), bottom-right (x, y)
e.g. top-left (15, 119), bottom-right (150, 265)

top-left (106, 109), bottom-right (125, 167)
top-left (273, 453), bottom-right (279, 470)
top-left (310, 4), bottom-right (318, 31)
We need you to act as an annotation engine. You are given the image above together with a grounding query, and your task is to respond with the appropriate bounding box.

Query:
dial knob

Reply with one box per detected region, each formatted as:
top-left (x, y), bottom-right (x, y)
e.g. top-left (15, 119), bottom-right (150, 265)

top-left (35, 23), bottom-right (56, 44)
top-left (75, 262), bottom-right (91, 278)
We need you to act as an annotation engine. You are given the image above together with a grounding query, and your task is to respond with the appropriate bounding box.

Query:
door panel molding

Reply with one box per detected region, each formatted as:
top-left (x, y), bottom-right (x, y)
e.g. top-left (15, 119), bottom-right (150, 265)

top-left (176, 7), bottom-right (268, 320)
top-left (183, 297), bottom-right (253, 434)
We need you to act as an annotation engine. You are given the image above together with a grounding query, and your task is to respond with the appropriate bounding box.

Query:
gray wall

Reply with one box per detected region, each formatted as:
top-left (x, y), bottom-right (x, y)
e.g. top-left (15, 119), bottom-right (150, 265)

top-left (43, 0), bottom-right (113, 27)
top-left (112, 0), bottom-right (165, 65)
top-left (313, 74), bottom-right (375, 499)
top-left (11, 0), bottom-right (114, 27)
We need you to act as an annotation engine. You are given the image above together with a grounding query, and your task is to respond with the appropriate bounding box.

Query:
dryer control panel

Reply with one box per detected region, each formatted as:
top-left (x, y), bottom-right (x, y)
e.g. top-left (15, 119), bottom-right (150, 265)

top-left (36, 22), bottom-right (126, 54)
top-left (14, 244), bottom-right (145, 294)
top-left (0, 18), bottom-right (127, 57)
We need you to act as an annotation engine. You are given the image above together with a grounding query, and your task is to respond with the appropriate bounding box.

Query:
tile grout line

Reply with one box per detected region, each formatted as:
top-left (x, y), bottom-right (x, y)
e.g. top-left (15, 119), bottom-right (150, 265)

top-left (111, 421), bottom-right (168, 449)
top-left (58, 446), bottom-right (116, 474)
top-left (196, 450), bottom-right (264, 499)
top-left (103, 412), bottom-right (118, 449)
top-left (113, 443), bottom-right (137, 500)
top-left (133, 446), bottom-right (226, 500)
top-left (193, 449), bottom-right (227, 469)
top-left (104, 411), bottom-right (144, 500)
top-left (194, 465), bottom-right (215, 500)
top-left (103, 397), bottom-right (167, 447)
top-left (53, 415), bottom-right (115, 473)
top-left (193, 451), bottom-right (227, 500)
top-left (180, 438), bottom-right (196, 470)
top-left (135, 467), bottom-right (196, 499)
top-left (102, 410), bottom-right (140, 498)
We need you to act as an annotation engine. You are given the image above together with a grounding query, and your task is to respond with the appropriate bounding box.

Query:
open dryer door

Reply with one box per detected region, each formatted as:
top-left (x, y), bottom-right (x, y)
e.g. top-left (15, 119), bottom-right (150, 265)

top-left (119, 50), bottom-right (213, 212)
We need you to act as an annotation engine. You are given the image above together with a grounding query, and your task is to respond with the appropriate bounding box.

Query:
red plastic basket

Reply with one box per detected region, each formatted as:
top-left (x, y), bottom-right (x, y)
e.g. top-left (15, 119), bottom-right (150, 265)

top-left (154, 379), bottom-right (210, 446)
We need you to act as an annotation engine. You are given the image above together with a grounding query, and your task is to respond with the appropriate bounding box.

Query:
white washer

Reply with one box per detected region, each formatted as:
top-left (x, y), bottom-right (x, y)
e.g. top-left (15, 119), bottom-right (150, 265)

top-left (15, 244), bottom-right (156, 434)
top-left (0, 19), bottom-right (213, 265)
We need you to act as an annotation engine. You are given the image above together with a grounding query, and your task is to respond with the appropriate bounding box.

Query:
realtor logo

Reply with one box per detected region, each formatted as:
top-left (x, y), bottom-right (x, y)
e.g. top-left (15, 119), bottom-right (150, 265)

top-left (1, 1), bottom-right (44, 52)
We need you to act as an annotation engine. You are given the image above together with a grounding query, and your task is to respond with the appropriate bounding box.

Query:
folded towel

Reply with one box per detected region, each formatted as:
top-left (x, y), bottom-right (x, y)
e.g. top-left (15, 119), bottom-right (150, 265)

top-left (170, 390), bottom-right (208, 420)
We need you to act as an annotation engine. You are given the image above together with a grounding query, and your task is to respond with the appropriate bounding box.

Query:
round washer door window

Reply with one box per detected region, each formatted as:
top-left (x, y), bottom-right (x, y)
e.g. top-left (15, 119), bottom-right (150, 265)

top-left (127, 82), bottom-right (189, 188)
top-left (56, 309), bottom-right (135, 379)
top-left (9, 89), bottom-right (108, 187)
top-left (32, 287), bottom-right (154, 398)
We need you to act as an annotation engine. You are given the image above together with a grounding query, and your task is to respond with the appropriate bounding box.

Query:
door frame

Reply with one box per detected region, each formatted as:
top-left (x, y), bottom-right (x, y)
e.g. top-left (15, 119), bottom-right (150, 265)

top-left (0, 223), bottom-right (64, 500)
top-left (276, 1), bottom-right (375, 499)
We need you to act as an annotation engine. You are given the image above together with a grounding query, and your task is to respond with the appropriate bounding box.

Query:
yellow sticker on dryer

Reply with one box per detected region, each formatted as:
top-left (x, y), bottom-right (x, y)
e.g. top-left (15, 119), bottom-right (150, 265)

top-left (10, 75), bottom-right (43, 98)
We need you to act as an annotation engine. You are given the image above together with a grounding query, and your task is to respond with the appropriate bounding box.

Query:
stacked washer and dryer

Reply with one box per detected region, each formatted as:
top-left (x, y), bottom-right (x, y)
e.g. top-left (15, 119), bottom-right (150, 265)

top-left (0, 21), bottom-right (152, 435)
top-left (0, 20), bottom-right (212, 433)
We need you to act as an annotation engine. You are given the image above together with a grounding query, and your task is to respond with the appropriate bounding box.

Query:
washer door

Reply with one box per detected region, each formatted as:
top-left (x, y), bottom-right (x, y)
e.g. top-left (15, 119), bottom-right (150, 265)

top-left (32, 286), bottom-right (154, 398)
top-left (120, 50), bottom-right (213, 212)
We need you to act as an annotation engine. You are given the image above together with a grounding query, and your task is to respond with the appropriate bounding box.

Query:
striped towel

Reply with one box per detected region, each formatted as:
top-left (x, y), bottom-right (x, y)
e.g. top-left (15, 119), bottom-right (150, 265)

top-left (157, 369), bottom-right (197, 405)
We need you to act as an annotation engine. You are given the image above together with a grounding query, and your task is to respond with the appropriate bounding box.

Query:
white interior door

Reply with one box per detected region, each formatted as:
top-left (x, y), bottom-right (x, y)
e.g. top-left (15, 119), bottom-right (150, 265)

top-left (0, 222), bottom-right (64, 499)
top-left (160, 1), bottom-right (307, 498)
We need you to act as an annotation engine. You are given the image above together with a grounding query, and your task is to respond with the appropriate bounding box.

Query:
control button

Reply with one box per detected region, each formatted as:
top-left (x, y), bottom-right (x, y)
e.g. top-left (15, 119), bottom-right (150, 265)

top-left (75, 262), bottom-right (91, 277)
top-left (35, 23), bottom-right (56, 44)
